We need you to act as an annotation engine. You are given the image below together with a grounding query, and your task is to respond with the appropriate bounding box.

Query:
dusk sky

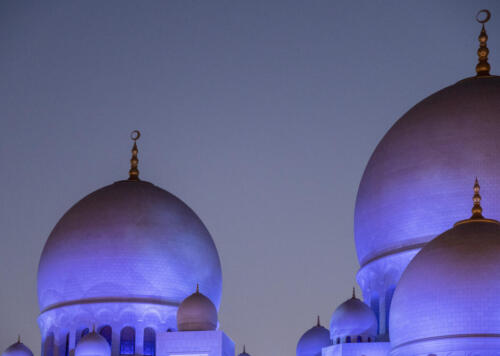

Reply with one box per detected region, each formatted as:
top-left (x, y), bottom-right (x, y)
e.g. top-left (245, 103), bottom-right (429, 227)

top-left (1, 1), bottom-right (500, 355)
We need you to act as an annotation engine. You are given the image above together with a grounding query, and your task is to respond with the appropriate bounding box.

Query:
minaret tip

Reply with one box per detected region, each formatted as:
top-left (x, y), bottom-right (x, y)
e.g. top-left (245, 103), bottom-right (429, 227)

top-left (128, 130), bottom-right (141, 181)
top-left (476, 9), bottom-right (491, 77)
top-left (471, 177), bottom-right (484, 219)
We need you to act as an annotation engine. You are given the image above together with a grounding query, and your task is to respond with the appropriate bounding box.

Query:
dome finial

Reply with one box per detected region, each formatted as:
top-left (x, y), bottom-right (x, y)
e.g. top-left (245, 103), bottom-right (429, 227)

top-left (128, 130), bottom-right (141, 181)
top-left (17, 335), bottom-right (20, 343)
top-left (471, 177), bottom-right (484, 219)
top-left (316, 315), bottom-right (321, 327)
top-left (243, 345), bottom-right (246, 353)
top-left (476, 9), bottom-right (491, 77)
top-left (196, 283), bottom-right (199, 293)
top-left (352, 287), bottom-right (356, 299)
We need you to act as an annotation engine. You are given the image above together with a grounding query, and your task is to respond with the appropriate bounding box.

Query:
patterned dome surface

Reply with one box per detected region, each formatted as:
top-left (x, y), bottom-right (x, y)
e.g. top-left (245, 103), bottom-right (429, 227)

top-left (390, 218), bottom-right (500, 351)
top-left (37, 180), bottom-right (222, 313)
top-left (354, 76), bottom-right (500, 266)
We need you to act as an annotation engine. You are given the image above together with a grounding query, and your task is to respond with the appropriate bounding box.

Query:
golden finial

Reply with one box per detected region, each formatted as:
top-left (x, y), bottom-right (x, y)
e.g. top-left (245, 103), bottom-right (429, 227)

top-left (316, 315), bottom-right (321, 327)
top-left (476, 10), bottom-right (491, 77)
top-left (471, 177), bottom-right (484, 219)
top-left (128, 130), bottom-right (141, 181)
top-left (352, 287), bottom-right (356, 299)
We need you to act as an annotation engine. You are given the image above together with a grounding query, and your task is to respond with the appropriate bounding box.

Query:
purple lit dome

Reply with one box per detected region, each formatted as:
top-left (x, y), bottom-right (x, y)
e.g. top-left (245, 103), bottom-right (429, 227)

top-left (1, 341), bottom-right (33, 356)
top-left (390, 212), bottom-right (500, 354)
top-left (177, 285), bottom-right (218, 331)
top-left (75, 330), bottom-right (111, 356)
top-left (354, 76), bottom-right (500, 267)
top-left (296, 318), bottom-right (331, 356)
top-left (330, 293), bottom-right (377, 342)
top-left (37, 179), bottom-right (222, 314)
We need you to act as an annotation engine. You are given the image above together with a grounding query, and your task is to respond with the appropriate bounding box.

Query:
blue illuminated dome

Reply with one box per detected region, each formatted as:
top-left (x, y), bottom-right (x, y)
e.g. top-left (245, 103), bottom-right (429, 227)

top-left (1, 340), bottom-right (33, 356)
top-left (354, 76), bottom-right (500, 336)
top-left (177, 285), bottom-right (218, 331)
top-left (75, 330), bottom-right (111, 356)
top-left (37, 178), bottom-right (222, 345)
top-left (390, 186), bottom-right (500, 355)
top-left (296, 318), bottom-right (331, 356)
top-left (330, 291), bottom-right (377, 343)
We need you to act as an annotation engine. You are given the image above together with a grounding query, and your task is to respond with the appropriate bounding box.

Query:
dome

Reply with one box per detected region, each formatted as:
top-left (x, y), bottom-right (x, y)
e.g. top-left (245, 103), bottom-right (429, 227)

top-left (75, 330), bottom-right (111, 356)
top-left (2, 341), bottom-right (33, 356)
top-left (354, 76), bottom-right (500, 267)
top-left (296, 318), bottom-right (331, 356)
top-left (177, 285), bottom-right (218, 331)
top-left (37, 179), bottom-right (222, 315)
top-left (330, 292), bottom-right (377, 342)
top-left (390, 192), bottom-right (500, 354)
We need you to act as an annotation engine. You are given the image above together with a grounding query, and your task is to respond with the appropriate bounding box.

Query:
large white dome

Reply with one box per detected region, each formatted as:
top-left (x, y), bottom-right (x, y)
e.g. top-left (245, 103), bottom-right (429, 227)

top-left (37, 179), bottom-right (222, 320)
top-left (355, 76), bottom-right (500, 267)
top-left (390, 211), bottom-right (500, 354)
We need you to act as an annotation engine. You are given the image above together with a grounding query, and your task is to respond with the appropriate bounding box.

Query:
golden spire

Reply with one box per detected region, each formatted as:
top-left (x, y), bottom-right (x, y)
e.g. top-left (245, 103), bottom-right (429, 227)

top-left (352, 287), bottom-right (356, 299)
top-left (471, 177), bottom-right (484, 219)
top-left (476, 9), bottom-right (491, 77)
top-left (316, 315), bottom-right (321, 327)
top-left (128, 130), bottom-right (141, 181)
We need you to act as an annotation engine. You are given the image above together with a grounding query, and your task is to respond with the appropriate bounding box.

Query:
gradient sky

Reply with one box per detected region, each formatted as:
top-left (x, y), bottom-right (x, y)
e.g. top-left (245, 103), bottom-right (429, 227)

top-left (1, 1), bottom-right (499, 355)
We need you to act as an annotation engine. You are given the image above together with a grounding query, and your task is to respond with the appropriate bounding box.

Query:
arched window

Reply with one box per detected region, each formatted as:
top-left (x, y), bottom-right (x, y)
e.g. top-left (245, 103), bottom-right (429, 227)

top-left (65, 333), bottom-right (70, 356)
top-left (99, 326), bottom-right (112, 346)
top-left (120, 327), bottom-right (135, 355)
top-left (336, 337), bottom-right (340, 344)
top-left (43, 332), bottom-right (55, 356)
top-left (357, 335), bottom-right (362, 343)
top-left (143, 328), bottom-right (156, 356)
top-left (346, 336), bottom-right (351, 343)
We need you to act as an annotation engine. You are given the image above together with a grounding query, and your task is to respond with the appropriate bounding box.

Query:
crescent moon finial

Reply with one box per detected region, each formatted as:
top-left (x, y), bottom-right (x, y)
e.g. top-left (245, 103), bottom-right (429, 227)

top-left (476, 10), bottom-right (491, 77)
top-left (476, 9), bottom-right (491, 24)
top-left (128, 130), bottom-right (141, 181)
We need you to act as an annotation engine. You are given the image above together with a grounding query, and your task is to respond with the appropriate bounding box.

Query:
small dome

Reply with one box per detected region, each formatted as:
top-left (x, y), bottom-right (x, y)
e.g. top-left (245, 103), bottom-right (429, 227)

top-left (238, 345), bottom-right (250, 356)
top-left (296, 318), bottom-right (331, 356)
top-left (390, 194), bottom-right (500, 354)
top-left (177, 285), bottom-right (218, 331)
top-left (75, 330), bottom-right (111, 356)
top-left (330, 291), bottom-right (377, 342)
top-left (2, 340), bottom-right (33, 356)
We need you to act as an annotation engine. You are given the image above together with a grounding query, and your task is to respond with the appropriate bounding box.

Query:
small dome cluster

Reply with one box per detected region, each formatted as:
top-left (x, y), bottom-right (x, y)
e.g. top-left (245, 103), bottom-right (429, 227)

top-left (75, 329), bottom-right (111, 356)
top-left (176, 284), bottom-right (218, 331)
top-left (296, 290), bottom-right (377, 356)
